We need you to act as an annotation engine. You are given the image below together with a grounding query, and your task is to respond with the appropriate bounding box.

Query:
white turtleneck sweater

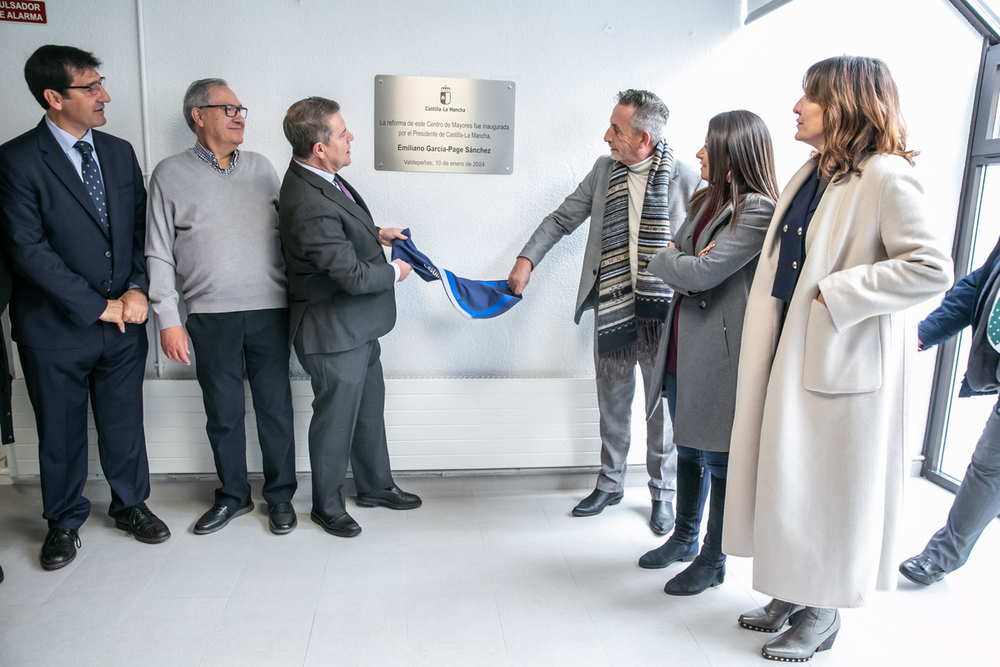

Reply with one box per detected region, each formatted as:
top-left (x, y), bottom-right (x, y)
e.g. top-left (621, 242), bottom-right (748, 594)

top-left (626, 154), bottom-right (654, 286)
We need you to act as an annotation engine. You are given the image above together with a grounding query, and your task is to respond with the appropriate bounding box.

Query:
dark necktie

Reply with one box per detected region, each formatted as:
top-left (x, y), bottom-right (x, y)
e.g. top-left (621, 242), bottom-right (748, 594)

top-left (74, 140), bottom-right (109, 231)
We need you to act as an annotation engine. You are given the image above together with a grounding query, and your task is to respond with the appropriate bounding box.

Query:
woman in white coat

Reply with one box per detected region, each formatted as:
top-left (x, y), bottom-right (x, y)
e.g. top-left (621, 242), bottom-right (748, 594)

top-left (639, 110), bottom-right (778, 597)
top-left (722, 56), bottom-right (952, 662)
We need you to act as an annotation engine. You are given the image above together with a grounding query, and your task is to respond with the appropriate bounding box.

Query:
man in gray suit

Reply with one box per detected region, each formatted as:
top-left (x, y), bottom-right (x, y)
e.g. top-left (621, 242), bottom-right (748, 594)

top-left (507, 90), bottom-right (701, 534)
top-left (278, 97), bottom-right (420, 538)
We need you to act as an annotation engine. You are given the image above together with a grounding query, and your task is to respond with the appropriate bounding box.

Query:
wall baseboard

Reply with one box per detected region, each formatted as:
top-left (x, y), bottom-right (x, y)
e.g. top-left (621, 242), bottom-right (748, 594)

top-left (8, 377), bottom-right (616, 477)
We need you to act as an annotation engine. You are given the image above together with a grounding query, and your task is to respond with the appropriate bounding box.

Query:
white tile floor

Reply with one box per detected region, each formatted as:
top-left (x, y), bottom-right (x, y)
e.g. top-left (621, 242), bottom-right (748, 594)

top-left (0, 473), bottom-right (996, 666)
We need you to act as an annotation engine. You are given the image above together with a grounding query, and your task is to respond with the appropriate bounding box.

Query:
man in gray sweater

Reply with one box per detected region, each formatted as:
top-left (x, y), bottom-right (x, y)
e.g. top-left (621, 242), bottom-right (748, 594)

top-left (145, 79), bottom-right (298, 535)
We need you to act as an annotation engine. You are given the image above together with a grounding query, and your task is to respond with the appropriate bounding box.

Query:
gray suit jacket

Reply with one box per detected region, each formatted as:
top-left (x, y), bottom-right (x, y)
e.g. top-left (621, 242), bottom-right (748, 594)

top-left (278, 161), bottom-right (396, 354)
top-left (518, 155), bottom-right (702, 324)
top-left (644, 194), bottom-right (774, 450)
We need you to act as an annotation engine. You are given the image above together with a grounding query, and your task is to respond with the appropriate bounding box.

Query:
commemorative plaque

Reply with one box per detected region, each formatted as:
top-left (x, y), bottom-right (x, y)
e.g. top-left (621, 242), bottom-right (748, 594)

top-left (374, 75), bottom-right (515, 175)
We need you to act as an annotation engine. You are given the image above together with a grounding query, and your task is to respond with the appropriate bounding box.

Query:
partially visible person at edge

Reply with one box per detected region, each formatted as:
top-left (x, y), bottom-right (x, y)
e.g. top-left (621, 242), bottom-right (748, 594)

top-left (1, 241), bottom-right (11, 585)
top-left (638, 110), bottom-right (777, 598)
top-left (721, 56), bottom-right (952, 662)
top-left (898, 232), bottom-right (1000, 587)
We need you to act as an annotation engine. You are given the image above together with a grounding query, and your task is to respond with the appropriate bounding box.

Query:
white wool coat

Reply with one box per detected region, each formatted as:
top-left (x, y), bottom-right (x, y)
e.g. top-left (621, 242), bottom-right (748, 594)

top-left (722, 154), bottom-right (953, 608)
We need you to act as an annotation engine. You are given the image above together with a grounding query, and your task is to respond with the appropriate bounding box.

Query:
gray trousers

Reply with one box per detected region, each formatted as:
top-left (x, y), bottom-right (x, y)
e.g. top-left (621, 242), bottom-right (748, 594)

top-left (594, 349), bottom-right (677, 502)
top-left (925, 398), bottom-right (1000, 572)
top-left (295, 338), bottom-right (395, 516)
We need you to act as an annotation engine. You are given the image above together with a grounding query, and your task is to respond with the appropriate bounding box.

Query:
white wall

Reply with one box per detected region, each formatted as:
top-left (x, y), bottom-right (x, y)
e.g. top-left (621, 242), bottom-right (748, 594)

top-left (0, 0), bottom-right (985, 473)
top-left (0, 0), bottom-right (980, 379)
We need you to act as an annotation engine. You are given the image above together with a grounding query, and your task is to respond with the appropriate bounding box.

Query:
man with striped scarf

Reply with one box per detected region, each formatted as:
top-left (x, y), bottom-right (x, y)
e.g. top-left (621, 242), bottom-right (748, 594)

top-left (508, 90), bottom-right (701, 535)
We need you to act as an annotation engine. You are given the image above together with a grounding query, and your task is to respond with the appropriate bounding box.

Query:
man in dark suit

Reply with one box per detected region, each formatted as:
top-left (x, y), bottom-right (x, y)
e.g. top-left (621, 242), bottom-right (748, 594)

top-left (900, 235), bottom-right (1000, 585)
top-left (278, 96), bottom-right (421, 537)
top-left (0, 45), bottom-right (169, 571)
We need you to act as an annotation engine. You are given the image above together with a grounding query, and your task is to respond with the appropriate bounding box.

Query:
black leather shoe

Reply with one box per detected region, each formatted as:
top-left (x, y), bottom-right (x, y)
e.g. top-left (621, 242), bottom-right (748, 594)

top-left (649, 500), bottom-right (674, 535)
top-left (268, 502), bottom-right (297, 534)
top-left (311, 510), bottom-right (361, 537)
top-left (194, 501), bottom-right (253, 535)
top-left (572, 489), bottom-right (624, 517)
top-left (899, 553), bottom-right (946, 586)
top-left (356, 486), bottom-right (422, 510)
top-left (115, 502), bottom-right (171, 544)
top-left (0, 563), bottom-right (4, 583)
top-left (40, 528), bottom-right (80, 571)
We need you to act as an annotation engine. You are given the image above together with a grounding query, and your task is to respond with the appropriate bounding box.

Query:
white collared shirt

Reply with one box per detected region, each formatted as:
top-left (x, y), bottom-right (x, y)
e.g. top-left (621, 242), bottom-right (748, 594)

top-left (45, 115), bottom-right (102, 183)
top-left (294, 159), bottom-right (338, 186)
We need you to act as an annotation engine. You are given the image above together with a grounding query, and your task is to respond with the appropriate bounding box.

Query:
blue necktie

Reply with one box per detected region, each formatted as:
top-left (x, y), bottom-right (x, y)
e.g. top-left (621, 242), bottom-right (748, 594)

top-left (74, 140), bottom-right (108, 231)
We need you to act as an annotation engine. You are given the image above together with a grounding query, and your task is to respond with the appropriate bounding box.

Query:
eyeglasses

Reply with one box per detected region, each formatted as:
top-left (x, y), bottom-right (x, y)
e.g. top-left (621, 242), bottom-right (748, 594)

top-left (197, 104), bottom-right (249, 119)
top-left (65, 77), bottom-right (106, 96)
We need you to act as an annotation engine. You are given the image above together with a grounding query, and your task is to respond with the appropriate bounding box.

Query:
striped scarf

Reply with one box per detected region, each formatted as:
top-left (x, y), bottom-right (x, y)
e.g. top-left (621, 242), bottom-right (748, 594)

top-left (596, 140), bottom-right (674, 379)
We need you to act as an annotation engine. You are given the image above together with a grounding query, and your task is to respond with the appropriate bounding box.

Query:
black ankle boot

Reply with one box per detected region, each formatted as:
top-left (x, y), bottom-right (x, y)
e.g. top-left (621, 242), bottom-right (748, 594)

top-left (663, 554), bottom-right (725, 595)
top-left (663, 473), bottom-right (726, 595)
top-left (638, 459), bottom-right (708, 569)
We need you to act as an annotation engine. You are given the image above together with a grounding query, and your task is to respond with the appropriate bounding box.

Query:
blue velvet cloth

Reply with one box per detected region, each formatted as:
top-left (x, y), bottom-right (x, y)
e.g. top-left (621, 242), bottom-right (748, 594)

top-left (391, 228), bottom-right (522, 319)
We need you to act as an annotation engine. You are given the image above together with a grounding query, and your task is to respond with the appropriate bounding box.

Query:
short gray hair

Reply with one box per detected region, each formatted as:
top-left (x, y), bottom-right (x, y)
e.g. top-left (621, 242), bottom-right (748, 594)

top-left (616, 89), bottom-right (669, 141)
top-left (183, 78), bottom-right (228, 131)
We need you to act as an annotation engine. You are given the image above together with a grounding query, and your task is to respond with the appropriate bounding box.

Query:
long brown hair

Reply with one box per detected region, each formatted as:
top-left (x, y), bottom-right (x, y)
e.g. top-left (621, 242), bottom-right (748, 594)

top-left (689, 110), bottom-right (779, 230)
top-left (804, 55), bottom-right (917, 183)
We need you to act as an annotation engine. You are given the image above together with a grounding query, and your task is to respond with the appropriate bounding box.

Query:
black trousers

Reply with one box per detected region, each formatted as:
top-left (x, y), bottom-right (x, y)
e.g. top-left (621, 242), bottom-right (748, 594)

top-left (187, 309), bottom-right (297, 509)
top-left (19, 323), bottom-right (149, 529)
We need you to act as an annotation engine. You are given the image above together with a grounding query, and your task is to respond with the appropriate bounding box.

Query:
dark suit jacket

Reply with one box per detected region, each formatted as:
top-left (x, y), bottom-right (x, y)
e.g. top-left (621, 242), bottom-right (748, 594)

top-left (278, 160), bottom-right (395, 354)
top-left (919, 235), bottom-right (1000, 397)
top-left (0, 118), bottom-right (148, 351)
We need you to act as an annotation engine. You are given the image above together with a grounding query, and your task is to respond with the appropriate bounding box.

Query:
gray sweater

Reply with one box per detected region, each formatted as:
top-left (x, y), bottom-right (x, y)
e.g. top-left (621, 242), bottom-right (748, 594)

top-left (146, 149), bottom-right (287, 330)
